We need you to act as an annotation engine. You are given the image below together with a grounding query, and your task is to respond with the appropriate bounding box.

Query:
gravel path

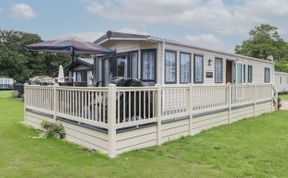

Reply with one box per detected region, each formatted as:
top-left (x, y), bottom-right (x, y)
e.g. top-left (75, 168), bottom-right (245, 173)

top-left (280, 100), bottom-right (288, 110)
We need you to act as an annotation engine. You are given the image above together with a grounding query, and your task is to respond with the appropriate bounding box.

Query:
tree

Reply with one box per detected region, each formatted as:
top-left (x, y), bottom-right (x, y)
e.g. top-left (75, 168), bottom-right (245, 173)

top-left (235, 24), bottom-right (288, 61)
top-left (235, 24), bottom-right (288, 73)
top-left (0, 30), bottom-right (70, 83)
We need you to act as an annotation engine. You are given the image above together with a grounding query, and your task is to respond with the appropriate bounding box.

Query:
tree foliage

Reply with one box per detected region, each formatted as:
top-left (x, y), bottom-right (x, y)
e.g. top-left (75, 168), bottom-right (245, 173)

top-left (0, 30), bottom-right (70, 83)
top-left (235, 24), bottom-right (288, 73)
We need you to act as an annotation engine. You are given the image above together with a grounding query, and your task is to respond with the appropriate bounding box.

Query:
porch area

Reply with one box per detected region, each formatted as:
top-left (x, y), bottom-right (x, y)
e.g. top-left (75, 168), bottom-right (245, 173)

top-left (24, 84), bottom-right (275, 158)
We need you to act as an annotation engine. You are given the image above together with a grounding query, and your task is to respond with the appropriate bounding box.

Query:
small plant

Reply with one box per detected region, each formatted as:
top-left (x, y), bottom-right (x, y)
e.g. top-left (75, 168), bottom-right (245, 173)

top-left (39, 120), bottom-right (65, 139)
top-left (11, 90), bottom-right (19, 98)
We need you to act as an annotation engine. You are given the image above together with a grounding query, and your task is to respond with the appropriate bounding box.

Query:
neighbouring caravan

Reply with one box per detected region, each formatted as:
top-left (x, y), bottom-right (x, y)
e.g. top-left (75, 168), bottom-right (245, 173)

top-left (0, 77), bottom-right (14, 89)
top-left (274, 71), bottom-right (288, 93)
top-left (92, 31), bottom-right (274, 86)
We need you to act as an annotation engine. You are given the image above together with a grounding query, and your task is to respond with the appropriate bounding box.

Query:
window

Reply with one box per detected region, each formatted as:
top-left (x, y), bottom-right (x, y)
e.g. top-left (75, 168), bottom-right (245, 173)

top-left (236, 63), bottom-right (243, 84)
top-left (215, 57), bottom-right (223, 83)
top-left (165, 50), bottom-right (177, 83)
top-left (194, 54), bottom-right (204, 83)
top-left (280, 77), bottom-right (282, 84)
top-left (248, 65), bottom-right (253, 83)
top-left (117, 57), bottom-right (128, 77)
top-left (130, 51), bottom-right (138, 79)
top-left (243, 64), bottom-right (246, 83)
top-left (180, 52), bottom-right (191, 83)
top-left (264, 67), bottom-right (270, 83)
top-left (76, 71), bottom-right (87, 82)
top-left (141, 49), bottom-right (156, 82)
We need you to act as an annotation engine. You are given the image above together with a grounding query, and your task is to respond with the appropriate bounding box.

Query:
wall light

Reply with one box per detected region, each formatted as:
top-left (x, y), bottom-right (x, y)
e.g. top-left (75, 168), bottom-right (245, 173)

top-left (208, 59), bottom-right (212, 66)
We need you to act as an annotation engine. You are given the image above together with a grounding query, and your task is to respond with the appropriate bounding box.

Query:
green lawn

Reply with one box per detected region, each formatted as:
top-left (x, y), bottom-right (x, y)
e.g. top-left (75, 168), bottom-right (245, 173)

top-left (1, 90), bottom-right (288, 178)
top-left (279, 94), bottom-right (288, 100)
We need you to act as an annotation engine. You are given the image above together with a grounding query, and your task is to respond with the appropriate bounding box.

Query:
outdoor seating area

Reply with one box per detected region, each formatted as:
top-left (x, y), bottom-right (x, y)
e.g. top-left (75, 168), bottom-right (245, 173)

top-left (24, 83), bottom-right (275, 158)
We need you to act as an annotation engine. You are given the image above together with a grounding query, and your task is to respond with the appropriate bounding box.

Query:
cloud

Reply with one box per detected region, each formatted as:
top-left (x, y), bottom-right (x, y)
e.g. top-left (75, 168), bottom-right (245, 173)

top-left (118, 27), bottom-right (148, 35)
top-left (10, 3), bottom-right (36, 20)
top-left (85, 0), bottom-right (288, 36)
top-left (185, 34), bottom-right (225, 50)
top-left (63, 32), bottom-right (104, 42)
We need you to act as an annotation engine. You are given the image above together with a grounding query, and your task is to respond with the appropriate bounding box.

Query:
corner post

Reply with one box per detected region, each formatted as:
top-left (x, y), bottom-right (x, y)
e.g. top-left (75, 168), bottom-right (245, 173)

top-left (108, 84), bottom-right (117, 158)
top-left (53, 83), bottom-right (59, 122)
top-left (24, 83), bottom-right (28, 122)
top-left (271, 84), bottom-right (275, 112)
top-left (227, 83), bottom-right (232, 124)
top-left (188, 83), bottom-right (193, 135)
top-left (253, 84), bottom-right (257, 116)
top-left (155, 84), bottom-right (162, 145)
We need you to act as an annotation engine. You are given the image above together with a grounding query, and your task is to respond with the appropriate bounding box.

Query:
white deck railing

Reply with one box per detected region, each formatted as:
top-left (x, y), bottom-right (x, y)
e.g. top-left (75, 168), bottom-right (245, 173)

top-left (25, 83), bottom-right (274, 130)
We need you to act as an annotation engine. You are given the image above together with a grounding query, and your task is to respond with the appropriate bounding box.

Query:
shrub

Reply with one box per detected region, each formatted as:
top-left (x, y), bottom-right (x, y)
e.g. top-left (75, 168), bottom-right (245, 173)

top-left (40, 120), bottom-right (65, 139)
top-left (11, 90), bottom-right (19, 98)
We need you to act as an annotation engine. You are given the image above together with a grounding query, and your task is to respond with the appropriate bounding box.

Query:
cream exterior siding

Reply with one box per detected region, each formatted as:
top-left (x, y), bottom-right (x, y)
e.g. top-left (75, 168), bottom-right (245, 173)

top-left (99, 39), bottom-right (274, 85)
top-left (274, 71), bottom-right (288, 93)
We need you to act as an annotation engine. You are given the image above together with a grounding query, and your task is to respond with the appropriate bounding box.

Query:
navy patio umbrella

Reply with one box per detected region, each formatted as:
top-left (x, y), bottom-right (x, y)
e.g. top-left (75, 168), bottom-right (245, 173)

top-left (26, 38), bottom-right (115, 85)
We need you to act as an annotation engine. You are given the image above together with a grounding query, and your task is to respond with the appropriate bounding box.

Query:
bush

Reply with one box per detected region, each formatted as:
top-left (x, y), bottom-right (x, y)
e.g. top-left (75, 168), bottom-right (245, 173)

top-left (11, 90), bottom-right (19, 98)
top-left (39, 120), bottom-right (65, 139)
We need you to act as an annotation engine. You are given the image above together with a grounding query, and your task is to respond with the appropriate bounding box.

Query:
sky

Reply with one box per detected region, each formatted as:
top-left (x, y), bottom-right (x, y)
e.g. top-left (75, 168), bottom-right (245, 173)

top-left (1, 0), bottom-right (288, 52)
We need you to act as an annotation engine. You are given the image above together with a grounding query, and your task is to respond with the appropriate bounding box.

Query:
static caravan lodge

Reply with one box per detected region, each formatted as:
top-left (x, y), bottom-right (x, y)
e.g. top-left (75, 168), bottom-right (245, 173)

top-left (90, 31), bottom-right (274, 86)
top-left (0, 77), bottom-right (14, 89)
top-left (25, 31), bottom-right (276, 158)
top-left (274, 71), bottom-right (288, 93)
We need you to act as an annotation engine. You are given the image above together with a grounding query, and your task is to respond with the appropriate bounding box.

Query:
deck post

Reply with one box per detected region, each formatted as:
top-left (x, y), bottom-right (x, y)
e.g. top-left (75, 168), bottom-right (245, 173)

top-left (188, 83), bottom-right (193, 135)
top-left (155, 84), bottom-right (162, 145)
top-left (227, 83), bottom-right (232, 124)
top-left (253, 84), bottom-right (256, 116)
top-left (24, 83), bottom-right (28, 122)
top-left (53, 83), bottom-right (59, 122)
top-left (108, 84), bottom-right (117, 158)
top-left (271, 84), bottom-right (275, 112)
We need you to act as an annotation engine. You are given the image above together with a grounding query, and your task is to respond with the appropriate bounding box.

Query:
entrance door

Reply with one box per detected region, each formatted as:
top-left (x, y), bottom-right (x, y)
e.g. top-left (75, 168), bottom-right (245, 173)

top-left (226, 60), bottom-right (233, 84)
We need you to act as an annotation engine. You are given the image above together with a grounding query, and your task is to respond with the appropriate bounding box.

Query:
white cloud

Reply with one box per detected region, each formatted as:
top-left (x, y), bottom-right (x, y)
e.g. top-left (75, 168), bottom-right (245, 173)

top-left (11, 3), bottom-right (36, 20)
top-left (185, 34), bottom-right (225, 50)
top-left (64, 32), bottom-right (104, 42)
top-left (118, 28), bottom-right (148, 35)
top-left (85, 0), bottom-right (288, 36)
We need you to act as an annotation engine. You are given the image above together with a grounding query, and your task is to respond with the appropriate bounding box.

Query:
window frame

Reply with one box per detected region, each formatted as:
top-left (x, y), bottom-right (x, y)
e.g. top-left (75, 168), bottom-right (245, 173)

top-left (248, 65), bottom-right (253, 83)
top-left (141, 48), bottom-right (157, 82)
top-left (129, 50), bottom-right (138, 79)
top-left (180, 52), bottom-right (191, 84)
top-left (165, 50), bottom-right (177, 84)
top-left (214, 57), bottom-right (223, 83)
top-left (264, 67), bottom-right (270, 83)
top-left (193, 54), bottom-right (204, 84)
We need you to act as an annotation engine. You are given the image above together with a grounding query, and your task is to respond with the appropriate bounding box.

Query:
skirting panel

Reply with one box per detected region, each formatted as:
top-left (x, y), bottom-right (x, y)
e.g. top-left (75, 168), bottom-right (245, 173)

top-left (25, 111), bottom-right (109, 154)
top-left (25, 100), bottom-right (274, 157)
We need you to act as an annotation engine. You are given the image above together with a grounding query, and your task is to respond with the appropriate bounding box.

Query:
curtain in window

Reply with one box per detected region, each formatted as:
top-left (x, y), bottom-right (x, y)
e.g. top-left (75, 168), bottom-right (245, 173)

top-left (117, 57), bottom-right (128, 77)
top-left (131, 52), bottom-right (138, 79)
top-left (180, 53), bottom-right (191, 83)
top-left (76, 72), bottom-right (82, 82)
top-left (248, 65), bottom-right (253, 83)
top-left (142, 50), bottom-right (155, 81)
top-left (264, 68), bottom-right (270, 83)
top-left (165, 51), bottom-right (176, 83)
top-left (194, 55), bottom-right (203, 83)
top-left (236, 63), bottom-right (243, 84)
top-left (215, 58), bottom-right (223, 83)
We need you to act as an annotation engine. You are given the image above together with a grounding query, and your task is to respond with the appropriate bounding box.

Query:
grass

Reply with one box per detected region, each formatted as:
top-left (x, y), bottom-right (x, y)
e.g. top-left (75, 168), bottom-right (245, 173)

top-left (279, 93), bottom-right (288, 100)
top-left (1, 90), bottom-right (288, 178)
